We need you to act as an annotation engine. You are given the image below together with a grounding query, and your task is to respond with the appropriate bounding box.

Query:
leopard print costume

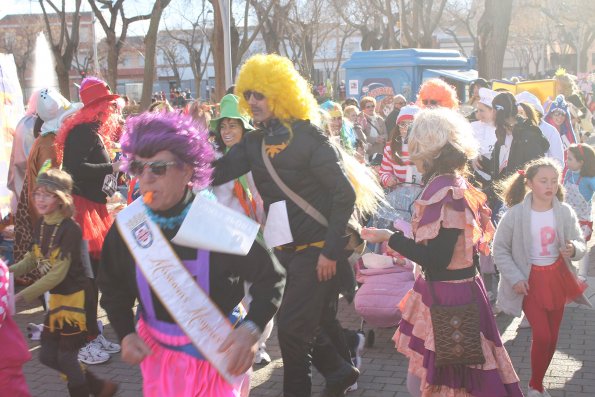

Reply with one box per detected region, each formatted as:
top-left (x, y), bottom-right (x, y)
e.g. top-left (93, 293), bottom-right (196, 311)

top-left (13, 175), bottom-right (42, 285)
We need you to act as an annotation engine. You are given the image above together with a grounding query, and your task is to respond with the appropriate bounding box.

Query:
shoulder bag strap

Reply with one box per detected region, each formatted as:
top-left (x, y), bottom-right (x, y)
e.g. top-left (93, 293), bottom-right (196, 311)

top-left (260, 139), bottom-right (329, 227)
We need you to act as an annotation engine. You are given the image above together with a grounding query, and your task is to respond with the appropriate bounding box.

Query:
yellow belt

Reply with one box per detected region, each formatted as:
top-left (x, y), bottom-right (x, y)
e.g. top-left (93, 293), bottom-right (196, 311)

top-left (277, 240), bottom-right (325, 252)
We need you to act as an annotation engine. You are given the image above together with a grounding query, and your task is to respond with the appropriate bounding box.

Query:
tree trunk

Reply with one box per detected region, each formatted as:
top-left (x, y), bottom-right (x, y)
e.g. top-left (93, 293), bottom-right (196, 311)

top-left (140, 0), bottom-right (172, 111)
top-left (106, 35), bottom-right (118, 91)
top-left (477, 0), bottom-right (513, 79)
top-left (55, 60), bottom-right (72, 101)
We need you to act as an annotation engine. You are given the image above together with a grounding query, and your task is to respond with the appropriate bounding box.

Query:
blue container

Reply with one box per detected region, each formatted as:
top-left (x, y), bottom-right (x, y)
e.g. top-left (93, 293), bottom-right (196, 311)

top-left (343, 49), bottom-right (478, 105)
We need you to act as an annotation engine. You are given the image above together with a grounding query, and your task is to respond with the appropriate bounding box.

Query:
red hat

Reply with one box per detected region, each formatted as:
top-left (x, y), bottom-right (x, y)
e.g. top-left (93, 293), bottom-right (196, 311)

top-left (79, 77), bottom-right (119, 108)
top-left (396, 105), bottom-right (420, 125)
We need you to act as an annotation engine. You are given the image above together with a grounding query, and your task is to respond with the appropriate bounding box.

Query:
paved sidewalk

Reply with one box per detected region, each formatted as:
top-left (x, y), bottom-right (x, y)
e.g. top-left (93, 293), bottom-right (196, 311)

top-left (14, 242), bottom-right (595, 397)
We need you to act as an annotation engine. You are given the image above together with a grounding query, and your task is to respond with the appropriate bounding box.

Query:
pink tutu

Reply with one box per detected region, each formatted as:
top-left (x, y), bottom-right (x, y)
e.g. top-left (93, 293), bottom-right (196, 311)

top-left (137, 318), bottom-right (248, 397)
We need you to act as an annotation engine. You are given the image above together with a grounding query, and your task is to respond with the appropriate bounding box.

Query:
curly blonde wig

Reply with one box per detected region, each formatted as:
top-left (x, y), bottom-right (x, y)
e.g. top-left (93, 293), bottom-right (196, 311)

top-left (416, 78), bottom-right (459, 109)
top-left (235, 54), bottom-right (319, 124)
top-left (408, 108), bottom-right (477, 172)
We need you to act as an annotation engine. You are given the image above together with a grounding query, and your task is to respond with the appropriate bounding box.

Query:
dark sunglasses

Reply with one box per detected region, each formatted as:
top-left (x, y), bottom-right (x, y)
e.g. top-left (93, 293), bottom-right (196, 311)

top-left (243, 90), bottom-right (265, 101)
top-left (129, 160), bottom-right (178, 177)
top-left (422, 99), bottom-right (439, 106)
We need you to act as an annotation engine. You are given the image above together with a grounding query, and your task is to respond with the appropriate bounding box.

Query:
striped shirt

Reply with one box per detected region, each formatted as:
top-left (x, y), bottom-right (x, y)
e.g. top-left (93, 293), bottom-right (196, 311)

top-left (379, 143), bottom-right (420, 187)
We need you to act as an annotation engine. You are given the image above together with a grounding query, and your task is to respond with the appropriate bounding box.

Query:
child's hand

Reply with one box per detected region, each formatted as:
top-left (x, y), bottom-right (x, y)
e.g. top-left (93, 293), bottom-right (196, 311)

top-left (512, 280), bottom-right (529, 296)
top-left (559, 241), bottom-right (576, 259)
top-left (361, 227), bottom-right (393, 244)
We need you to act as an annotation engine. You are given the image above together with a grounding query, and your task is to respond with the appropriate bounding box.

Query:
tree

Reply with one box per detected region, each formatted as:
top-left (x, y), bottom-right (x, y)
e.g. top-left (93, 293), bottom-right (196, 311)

top-left (139, 0), bottom-right (173, 111)
top-left (39, 0), bottom-right (83, 100)
top-left (440, 0), bottom-right (483, 57)
top-left (164, 0), bottom-right (212, 98)
top-left (538, 0), bottom-right (595, 74)
top-left (87, 0), bottom-right (152, 91)
top-left (157, 36), bottom-right (183, 89)
top-left (229, 0), bottom-right (271, 76)
top-left (0, 16), bottom-right (44, 88)
top-left (398, 0), bottom-right (448, 48)
top-left (250, 0), bottom-right (292, 54)
top-left (476, 0), bottom-right (513, 79)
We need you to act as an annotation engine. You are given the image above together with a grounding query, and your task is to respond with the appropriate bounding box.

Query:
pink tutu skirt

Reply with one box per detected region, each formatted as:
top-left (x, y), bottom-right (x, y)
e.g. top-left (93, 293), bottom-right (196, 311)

top-left (137, 318), bottom-right (248, 397)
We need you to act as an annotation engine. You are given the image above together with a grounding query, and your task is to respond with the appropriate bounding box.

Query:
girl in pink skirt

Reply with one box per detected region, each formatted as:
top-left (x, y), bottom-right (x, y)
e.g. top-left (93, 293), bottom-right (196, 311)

top-left (363, 108), bottom-right (523, 397)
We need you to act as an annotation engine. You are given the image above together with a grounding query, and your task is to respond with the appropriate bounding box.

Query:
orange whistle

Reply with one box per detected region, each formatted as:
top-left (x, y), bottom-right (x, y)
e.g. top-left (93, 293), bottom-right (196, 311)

top-left (143, 191), bottom-right (153, 204)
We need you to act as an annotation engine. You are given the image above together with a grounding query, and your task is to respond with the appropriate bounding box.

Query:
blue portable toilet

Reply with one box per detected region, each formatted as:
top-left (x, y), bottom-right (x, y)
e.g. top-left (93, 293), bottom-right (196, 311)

top-left (342, 49), bottom-right (477, 107)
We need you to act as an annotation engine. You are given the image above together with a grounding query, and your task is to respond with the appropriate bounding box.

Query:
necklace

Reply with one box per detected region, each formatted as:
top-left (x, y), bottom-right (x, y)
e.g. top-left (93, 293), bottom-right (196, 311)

top-left (39, 221), bottom-right (62, 254)
top-left (144, 201), bottom-right (191, 229)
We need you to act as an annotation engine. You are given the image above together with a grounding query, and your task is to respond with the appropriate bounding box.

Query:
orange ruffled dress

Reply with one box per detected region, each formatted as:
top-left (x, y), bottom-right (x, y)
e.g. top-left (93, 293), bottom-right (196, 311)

top-left (392, 175), bottom-right (523, 397)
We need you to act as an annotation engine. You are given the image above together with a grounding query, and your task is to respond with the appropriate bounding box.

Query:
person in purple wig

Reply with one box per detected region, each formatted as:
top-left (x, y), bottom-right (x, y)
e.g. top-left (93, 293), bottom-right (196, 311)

top-left (97, 111), bottom-right (285, 397)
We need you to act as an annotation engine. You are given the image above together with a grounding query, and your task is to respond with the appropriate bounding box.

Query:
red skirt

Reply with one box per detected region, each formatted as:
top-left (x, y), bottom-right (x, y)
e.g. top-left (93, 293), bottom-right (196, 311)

top-left (526, 256), bottom-right (586, 311)
top-left (73, 195), bottom-right (113, 260)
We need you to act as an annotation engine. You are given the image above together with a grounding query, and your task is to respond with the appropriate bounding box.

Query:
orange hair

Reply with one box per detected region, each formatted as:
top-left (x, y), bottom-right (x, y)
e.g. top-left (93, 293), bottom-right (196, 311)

top-left (417, 78), bottom-right (459, 110)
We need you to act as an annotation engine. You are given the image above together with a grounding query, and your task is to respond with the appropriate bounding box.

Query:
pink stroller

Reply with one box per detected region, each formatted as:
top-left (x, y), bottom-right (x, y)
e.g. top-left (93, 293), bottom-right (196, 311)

top-left (353, 253), bottom-right (415, 347)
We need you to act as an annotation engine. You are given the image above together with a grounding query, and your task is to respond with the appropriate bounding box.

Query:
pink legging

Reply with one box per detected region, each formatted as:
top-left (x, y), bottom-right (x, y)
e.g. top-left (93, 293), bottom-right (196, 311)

top-left (523, 296), bottom-right (565, 393)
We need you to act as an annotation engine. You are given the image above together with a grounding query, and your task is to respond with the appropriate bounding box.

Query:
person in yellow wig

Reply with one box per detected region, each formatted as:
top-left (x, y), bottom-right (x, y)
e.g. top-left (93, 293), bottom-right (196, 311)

top-left (213, 54), bottom-right (362, 397)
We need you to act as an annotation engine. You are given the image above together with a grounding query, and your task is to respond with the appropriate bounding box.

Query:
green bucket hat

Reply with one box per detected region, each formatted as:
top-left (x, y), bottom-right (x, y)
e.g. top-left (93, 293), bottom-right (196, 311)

top-left (209, 94), bottom-right (255, 132)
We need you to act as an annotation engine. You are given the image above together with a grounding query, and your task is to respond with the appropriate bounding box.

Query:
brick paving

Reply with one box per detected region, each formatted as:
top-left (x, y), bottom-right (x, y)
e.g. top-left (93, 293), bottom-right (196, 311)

top-left (14, 239), bottom-right (595, 397)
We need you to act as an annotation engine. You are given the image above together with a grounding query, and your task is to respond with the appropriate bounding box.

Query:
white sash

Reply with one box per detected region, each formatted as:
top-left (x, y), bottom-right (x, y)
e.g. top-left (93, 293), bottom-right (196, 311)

top-left (116, 198), bottom-right (239, 385)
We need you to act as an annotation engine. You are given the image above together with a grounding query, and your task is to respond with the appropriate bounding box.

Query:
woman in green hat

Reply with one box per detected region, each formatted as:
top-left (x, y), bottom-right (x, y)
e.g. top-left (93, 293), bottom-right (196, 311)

top-left (210, 94), bottom-right (272, 366)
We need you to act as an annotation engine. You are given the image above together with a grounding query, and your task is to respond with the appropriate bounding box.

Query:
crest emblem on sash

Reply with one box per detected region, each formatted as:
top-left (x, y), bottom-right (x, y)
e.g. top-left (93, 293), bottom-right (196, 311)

top-left (132, 222), bottom-right (153, 248)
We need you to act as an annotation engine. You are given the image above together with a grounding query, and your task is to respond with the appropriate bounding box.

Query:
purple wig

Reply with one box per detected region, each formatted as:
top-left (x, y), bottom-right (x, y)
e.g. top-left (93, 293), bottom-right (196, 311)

top-left (121, 111), bottom-right (214, 190)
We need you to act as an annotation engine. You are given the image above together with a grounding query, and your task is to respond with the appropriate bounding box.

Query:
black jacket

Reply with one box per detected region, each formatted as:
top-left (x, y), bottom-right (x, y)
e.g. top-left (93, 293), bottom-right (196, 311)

top-left (490, 121), bottom-right (549, 181)
top-left (62, 122), bottom-right (113, 204)
top-left (213, 119), bottom-right (356, 261)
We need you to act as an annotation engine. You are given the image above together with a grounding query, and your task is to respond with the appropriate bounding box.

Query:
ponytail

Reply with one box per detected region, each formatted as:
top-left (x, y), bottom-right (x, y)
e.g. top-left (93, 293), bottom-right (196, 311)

top-left (496, 158), bottom-right (565, 207)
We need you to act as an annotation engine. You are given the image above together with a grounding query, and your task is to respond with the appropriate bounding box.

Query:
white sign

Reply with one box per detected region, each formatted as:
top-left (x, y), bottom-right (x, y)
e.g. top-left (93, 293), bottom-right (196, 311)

top-left (263, 200), bottom-right (293, 249)
top-left (172, 195), bottom-right (259, 255)
top-left (349, 80), bottom-right (359, 96)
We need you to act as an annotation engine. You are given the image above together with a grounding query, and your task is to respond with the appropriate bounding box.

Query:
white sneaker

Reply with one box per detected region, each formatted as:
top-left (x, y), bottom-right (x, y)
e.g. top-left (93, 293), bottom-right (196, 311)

top-left (346, 381), bottom-right (358, 392)
top-left (527, 387), bottom-right (542, 397)
top-left (352, 331), bottom-right (365, 369)
top-left (254, 347), bottom-right (271, 365)
top-left (541, 388), bottom-right (552, 397)
top-left (78, 343), bottom-right (110, 365)
top-left (518, 316), bottom-right (531, 329)
top-left (90, 334), bottom-right (121, 354)
top-left (27, 323), bottom-right (43, 341)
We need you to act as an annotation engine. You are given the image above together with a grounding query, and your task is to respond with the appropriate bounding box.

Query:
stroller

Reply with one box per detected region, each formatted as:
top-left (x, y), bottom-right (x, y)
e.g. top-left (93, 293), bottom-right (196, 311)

top-left (354, 183), bottom-right (422, 346)
top-left (353, 253), bottom-right (414, 347)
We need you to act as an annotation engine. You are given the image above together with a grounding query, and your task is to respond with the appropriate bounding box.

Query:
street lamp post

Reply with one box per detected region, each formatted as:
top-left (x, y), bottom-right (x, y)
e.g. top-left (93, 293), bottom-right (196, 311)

top-left (219, 0), bottom-right (232, 90)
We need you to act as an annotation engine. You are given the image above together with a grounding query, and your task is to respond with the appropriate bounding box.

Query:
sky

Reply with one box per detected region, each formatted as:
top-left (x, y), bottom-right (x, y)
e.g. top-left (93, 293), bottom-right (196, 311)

top-left (0, 0), bottom-right (198, 38)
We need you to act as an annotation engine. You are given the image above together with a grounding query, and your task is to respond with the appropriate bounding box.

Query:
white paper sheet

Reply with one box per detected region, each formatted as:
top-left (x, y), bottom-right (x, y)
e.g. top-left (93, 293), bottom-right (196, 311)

top-left (172, 195), bottom-right (260, 255)
top-left (263, 201), bottom-right (294, 249)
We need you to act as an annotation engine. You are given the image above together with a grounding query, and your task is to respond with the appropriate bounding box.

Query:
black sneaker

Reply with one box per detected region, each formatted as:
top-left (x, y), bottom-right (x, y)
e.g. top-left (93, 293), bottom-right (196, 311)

top-left (319, 362), bottom-right (360, 397)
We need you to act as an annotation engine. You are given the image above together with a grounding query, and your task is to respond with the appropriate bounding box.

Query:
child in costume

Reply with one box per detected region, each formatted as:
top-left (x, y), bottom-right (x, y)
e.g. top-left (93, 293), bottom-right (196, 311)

top-left (0, 259), bottom-right (32, 396)
top-left (361, 108), bottom-right (523, 397)
top-left (544, 95), bottom-right (577, 152)
top-left (494, 158), bottom-right (589, 397)
top-left (563, 144), bottom-right (595, 283)
top-left (9, 168), bottom-right (117, 397)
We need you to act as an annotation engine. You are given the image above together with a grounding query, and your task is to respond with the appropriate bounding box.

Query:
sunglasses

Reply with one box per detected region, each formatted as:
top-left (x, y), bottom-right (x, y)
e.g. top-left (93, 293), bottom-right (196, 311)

top-left (422, 99), bottom-right (439, 106)
top-left (243, 90), bottom-right (265, 101)
top-left (129, 160), bottom-right (178, 177)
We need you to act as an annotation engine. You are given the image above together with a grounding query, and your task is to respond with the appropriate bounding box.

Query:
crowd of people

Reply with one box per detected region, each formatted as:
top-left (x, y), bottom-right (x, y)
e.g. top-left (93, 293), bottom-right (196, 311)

top-left (0, 53), bottom-right (594, 397)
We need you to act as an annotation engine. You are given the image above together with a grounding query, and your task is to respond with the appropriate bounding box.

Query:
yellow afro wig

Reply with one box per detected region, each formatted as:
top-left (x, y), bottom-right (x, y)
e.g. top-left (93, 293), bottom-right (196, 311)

top-left (235, 54), bottom-right (319, 124)
top-left (417, 78), bottom-right (459, 110)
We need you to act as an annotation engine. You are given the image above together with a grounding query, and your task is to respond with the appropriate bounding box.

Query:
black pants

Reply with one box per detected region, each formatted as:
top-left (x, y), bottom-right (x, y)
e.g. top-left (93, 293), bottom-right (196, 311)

top-left (276, 247), bottom-right (350, 397)
top-left (39, 337), bottom-right (86, 387)
top-left (84, 258), bottom-right (100, 339)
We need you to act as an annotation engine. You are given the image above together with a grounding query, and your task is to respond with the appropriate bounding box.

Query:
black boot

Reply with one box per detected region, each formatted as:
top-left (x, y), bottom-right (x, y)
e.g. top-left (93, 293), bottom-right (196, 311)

top-left (68, 383), bottom-right (90, 397)
top-left (319, 361), bottom-right (360, 397)
top-left (85, 370), bottom-right (118, 397)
